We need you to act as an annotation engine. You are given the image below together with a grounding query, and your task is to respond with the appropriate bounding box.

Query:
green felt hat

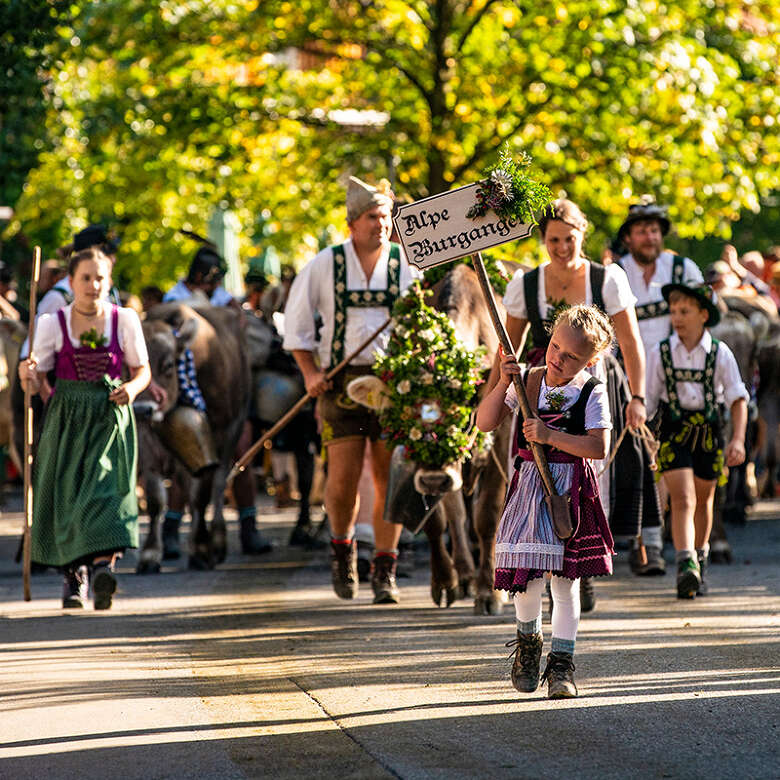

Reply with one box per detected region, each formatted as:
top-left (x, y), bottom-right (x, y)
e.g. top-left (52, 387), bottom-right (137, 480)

top-left (661, 282), bottom-right (720, 326)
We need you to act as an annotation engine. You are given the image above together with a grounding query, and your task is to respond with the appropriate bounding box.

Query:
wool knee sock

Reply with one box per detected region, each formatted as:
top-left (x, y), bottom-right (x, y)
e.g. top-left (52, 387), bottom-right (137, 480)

top-left (513, 578), bottom-right (544, 634)
top-left (550, 576), bottom-right (580, 654)
top-left (675, 549), bottom-right (696, 564)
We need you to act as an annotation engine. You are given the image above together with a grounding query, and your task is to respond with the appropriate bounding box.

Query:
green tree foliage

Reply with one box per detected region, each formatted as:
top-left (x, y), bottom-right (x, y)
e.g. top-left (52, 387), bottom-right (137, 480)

top-left (5, 0), bottom-right (780, 288)
top-left (0, 0), bottom-right (71, 209)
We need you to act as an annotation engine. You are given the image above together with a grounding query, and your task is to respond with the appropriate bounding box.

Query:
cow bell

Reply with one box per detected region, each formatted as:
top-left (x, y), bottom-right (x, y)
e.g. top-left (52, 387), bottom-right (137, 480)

top-left (156, 406), bottom-right (219, 476)
top-left (383, 446), bottom-right (444, 535)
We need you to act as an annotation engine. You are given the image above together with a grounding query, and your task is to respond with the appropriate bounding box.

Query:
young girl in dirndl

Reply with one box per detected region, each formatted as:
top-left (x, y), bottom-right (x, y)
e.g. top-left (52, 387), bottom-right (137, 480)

top-left (476, 304), bottom-right (615, 699)
top-left (19, 247), bottom-right (151, 610)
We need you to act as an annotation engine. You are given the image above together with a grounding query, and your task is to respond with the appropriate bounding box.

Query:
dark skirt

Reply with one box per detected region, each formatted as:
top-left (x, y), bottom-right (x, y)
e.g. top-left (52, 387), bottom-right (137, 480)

top-left (31, 378), bottom-right (139, 568)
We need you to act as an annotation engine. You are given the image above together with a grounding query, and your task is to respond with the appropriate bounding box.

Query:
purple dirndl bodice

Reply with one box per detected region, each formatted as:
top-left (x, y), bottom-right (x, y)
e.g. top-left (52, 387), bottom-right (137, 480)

top-left (55, 305), bottom-right (124, 381)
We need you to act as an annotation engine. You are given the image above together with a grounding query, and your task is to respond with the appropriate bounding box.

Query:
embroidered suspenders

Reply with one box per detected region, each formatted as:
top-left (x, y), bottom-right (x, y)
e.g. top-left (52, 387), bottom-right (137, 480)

top-left (330, 242), bottom-right (401, 365)
top-left (659, 337), bottom-right (720, 423)
top-left (629, 255), bottom-right (684, 322)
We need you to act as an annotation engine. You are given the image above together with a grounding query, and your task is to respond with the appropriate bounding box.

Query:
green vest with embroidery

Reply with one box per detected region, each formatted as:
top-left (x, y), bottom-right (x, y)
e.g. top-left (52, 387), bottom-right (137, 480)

top-left (330, 242), bottom-right (402, 365)
top-left (659, 337), bottom-right (720, 423)
top-left (622, 254), bottom-right (684, 323)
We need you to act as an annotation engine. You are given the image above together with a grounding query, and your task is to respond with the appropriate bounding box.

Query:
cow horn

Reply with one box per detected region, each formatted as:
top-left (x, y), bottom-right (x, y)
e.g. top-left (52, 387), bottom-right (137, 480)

top-left (346, 375), bottom-right (391, 411)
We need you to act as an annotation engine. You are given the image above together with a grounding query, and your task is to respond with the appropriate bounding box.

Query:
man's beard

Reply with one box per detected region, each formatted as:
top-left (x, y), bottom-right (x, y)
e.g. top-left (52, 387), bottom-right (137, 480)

top-left (630, 246), bottom-right (662, 265)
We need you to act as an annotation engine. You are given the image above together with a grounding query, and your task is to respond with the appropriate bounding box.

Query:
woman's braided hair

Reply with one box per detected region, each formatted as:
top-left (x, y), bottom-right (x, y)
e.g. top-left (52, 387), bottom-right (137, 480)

top-left (551, 303), bottom-right (614, 356)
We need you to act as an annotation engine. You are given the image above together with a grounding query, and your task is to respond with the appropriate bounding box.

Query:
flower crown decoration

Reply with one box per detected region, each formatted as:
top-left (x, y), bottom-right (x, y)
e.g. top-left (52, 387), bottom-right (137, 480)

top-left (466, 145), bottom-right (552, 224)
top-left (373, 281), bottom-right (489, 468)
top-left (79, 327), bottom-right (107, 350)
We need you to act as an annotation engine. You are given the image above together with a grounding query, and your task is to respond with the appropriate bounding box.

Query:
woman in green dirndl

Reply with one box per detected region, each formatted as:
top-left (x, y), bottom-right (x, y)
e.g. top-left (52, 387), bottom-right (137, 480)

top-left (19, 248), bottom-right (151, 609)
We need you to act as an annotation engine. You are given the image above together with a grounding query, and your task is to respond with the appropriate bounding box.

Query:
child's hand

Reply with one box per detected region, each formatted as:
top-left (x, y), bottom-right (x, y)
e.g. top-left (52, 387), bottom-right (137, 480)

top-left (724, 438), bottom-right (745, 467)
top-left (18, 358), bottom-right (40, 392)
top-left (523, 417), bottom-right (550, 445)
top-left (109, 383), bottom-right (135, 406)
top-left (498, 346), bottom-right (521, 387)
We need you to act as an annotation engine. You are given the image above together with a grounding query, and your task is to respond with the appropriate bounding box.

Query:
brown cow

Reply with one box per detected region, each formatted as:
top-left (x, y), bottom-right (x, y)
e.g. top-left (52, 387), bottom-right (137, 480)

top-left (134, 302), bottom-right (253, 571)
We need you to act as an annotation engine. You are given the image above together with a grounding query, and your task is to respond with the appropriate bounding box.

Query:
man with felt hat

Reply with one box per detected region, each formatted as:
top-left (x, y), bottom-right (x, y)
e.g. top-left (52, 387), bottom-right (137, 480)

top-left (645, 282), bottom-right (747, 599)
top-left (283, 175), bottom-right (420, 604)
top-left (614, 197), bottom-right (705, 574)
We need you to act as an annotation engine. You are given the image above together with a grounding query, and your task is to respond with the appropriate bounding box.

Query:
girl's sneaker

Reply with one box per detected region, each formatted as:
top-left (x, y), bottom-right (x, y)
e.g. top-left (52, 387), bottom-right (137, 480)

top-left (62, 566), bottom-right (89, 608)
top-left (92, 562), bottom-right (117, 611)
top-left (541, 652), bottom-right (578, 699)
top-left (506, 632), bottom-right (543, 693)
top-left (676, 557), bottom-right (701, 600)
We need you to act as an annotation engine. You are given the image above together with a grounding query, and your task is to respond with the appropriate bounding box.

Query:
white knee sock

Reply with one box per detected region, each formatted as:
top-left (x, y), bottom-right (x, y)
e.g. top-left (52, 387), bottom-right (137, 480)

top-left (550, 576), bottom-right (580, 653)
top-left (513, 578), bottom-right (545, 634)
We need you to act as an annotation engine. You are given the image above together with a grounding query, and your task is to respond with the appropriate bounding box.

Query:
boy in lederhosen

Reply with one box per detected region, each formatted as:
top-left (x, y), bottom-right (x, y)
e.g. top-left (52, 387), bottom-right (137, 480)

top-left (646, 283), bottom-right (748, 599)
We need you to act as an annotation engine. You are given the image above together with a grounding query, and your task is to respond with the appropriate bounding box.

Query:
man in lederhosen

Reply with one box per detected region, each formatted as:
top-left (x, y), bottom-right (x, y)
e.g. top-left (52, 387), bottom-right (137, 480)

top-left (615, 197), bottom-right (704, 574)
top-left (283, 177), bottom-right (419, 603)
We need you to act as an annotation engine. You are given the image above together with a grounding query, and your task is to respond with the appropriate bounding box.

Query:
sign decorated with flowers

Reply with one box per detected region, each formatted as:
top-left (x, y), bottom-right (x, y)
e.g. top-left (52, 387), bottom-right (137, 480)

top-left (372, 281), bottom-right (488, 468)
top-left (393, 147), bottom-right (551, 271)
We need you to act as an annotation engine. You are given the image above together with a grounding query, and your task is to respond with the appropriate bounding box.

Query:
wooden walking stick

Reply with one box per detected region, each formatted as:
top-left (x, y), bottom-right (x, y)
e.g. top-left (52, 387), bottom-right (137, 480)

top-left (23, 246), bottom-right (42, 601)
top-left (227, 316), bottom-right (393, 485)
top-left (471, 251), bottom-right (572, 536)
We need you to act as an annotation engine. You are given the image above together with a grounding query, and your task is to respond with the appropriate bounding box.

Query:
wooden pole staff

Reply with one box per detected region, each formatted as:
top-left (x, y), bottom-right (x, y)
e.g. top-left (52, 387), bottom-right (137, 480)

top-left (23, 246), bottom-right (42, 601)
top-left (471, 251), bottom-right (559, 498)
top-left (227, 316), bottom-right (393, 485)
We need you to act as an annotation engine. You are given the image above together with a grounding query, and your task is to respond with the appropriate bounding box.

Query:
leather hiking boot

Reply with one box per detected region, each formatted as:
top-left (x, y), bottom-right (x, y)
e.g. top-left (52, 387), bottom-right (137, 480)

top-left (371, 554), bottom-right (400, 604)
top-left (541, 652), bottom-right (578, 699)
top-left (580, 576), bottom-right (596, 613)
top-left (506, 631), bottom-right (543, 693)
top-left (636, 545), bottom-right (666, 576)
top-left (697, 554), bottom-right (709, 596)
top-left (62, 565), bottom-right (89, 608)
top-left (676, 557), bottom-right (701, 600)
top-left (92, 563), bottom-right (117, 611)
top-left (330, 540), bottom-right (358, 600)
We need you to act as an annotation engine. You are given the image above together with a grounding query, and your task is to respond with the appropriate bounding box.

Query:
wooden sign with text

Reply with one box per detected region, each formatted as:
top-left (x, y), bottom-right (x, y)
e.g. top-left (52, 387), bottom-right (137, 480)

top-left (393, 183), bottom-right (534, 271)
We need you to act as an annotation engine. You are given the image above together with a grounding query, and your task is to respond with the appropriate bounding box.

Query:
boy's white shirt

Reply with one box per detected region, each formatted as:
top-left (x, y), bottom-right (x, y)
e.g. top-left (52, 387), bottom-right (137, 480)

top-left (645, 330), bottom-right (748, 419)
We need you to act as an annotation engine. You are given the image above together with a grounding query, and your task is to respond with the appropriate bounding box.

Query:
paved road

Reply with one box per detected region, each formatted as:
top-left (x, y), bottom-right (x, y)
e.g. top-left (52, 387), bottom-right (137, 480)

top-left (0, 494), bottom-right (778, 780)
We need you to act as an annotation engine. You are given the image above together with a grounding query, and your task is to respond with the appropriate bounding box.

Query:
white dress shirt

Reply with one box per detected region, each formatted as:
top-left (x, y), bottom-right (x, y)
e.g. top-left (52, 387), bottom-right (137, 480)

top-left (618, 251), bottom-right (703, 352)
top-left (503, 261), bottom-right (637, 320)
top-left (282, 238), bottom-right (420, 368)
top-left (646, 330), bottom-right (748, 419)
top-left (33, 303), bottom-right (149, 372)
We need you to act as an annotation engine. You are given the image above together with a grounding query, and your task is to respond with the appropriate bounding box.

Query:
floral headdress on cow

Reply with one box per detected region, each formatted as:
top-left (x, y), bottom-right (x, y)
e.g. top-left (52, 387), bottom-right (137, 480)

top-left (366, 281), bottom-right (488, 468)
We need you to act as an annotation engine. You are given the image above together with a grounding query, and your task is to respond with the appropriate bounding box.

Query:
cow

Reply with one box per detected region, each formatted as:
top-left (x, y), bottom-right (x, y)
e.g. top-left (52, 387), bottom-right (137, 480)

top-left (134, 302), bottom-right (256, 572)
top-left (365, 264), bottom-right (511, 614)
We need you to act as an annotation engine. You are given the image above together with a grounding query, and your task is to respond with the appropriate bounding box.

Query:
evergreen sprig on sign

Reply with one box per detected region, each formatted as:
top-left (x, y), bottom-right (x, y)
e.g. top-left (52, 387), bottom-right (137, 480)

top-left (466, 146), bottom-right (552, 224)
top-left (373, 281), bottom-right (487, 468)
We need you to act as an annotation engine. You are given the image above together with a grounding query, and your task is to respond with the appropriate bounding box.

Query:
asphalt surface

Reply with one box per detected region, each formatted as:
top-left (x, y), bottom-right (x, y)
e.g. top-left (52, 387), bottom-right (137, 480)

top-left (0, 490), bottom-right (778, 780)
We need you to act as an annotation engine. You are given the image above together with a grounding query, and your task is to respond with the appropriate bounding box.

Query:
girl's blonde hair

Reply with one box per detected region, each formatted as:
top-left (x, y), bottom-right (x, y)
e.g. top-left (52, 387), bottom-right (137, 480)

top-left (551, 304), bottom-right (614, 356)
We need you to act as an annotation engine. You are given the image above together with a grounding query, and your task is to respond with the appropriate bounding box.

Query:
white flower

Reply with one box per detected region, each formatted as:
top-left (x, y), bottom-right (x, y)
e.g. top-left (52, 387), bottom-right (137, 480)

top-left (363, 291), bottom-right (372, 301)
top-left (409, 427), bottom-right (422, 441)
top-left (350, 292), bottom-right (360, 303)
top-left (335, 282), bottom-right (345, 293)
top-left (420, 372), bottom-right (434, 385)
top-left (335, 312), bottom-right (345, 322)
top-left (397, 379), bottom-right (412, 394)
top-left (447, 426), bottom-right (459, 437)
top-left (490, 168), bottom-right (513, 200)
top-left (449, 378), bottom-right (462, 389)
top-left (419, 328), bottom-right (437, 342)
